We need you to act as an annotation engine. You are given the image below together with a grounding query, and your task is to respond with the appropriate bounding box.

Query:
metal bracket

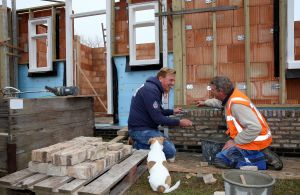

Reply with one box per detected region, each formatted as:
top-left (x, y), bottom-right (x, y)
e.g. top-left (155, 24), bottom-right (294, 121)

top-left (206, 36), bottom-right (214, 41)
top-left (237, 35), bottom-right (245, 41)
top-left (271, 83), bottom-right (280, 89)
top-left (185, 25), bottom-right (193, 30)
top-left (186, 84), bottom-right (193, 89)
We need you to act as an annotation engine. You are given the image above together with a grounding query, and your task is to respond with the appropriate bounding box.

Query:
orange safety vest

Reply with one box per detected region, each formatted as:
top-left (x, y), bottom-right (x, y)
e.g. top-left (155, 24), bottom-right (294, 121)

top-left (226, 89), bottom-right (272, 150)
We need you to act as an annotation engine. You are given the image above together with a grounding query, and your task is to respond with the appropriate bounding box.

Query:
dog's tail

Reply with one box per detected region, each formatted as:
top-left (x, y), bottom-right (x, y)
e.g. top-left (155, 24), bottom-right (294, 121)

top-left (164, 180), bottom-right (181, 193)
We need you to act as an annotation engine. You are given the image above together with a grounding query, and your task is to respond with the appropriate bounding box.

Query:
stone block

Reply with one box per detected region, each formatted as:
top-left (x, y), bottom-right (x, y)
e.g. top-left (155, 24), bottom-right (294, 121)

top-left (107, 143), bottom-right (124, 151)
top-left (28, 161), bottom-right (48, 174)
top-left (47, 164), bottom-right (68, 176)
top-left (67, 161), bottom-right (99, 179)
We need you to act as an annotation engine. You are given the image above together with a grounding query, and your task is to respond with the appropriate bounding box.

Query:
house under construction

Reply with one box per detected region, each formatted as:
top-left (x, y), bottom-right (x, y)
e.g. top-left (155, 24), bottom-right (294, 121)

top-left (0, 0), bottom-right (300, 193)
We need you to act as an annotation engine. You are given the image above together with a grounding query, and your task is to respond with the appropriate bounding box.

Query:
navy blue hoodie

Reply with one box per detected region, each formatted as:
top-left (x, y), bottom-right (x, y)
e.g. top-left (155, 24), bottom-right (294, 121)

top-left (128, 76), bottom-right (180, 131)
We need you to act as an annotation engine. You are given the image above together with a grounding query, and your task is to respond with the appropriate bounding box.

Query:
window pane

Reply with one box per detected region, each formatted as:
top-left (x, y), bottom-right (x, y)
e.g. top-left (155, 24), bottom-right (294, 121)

top-left (135, 9), bottom-right (154, 23)
top-left (135, 26), bottom-right (155, 44)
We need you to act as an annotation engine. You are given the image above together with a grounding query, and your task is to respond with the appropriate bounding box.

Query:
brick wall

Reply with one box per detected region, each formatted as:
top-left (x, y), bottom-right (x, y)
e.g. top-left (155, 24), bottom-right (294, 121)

top-left (77, 43), bottom-right (107, 114)
top-left (169, 108), bottom-right (300, 157)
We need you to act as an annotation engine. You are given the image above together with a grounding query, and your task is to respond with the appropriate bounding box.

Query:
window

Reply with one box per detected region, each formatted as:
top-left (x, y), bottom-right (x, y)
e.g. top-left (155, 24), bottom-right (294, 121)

top-left (128, 2), bottom-right (159, 66)
top-left (28, 17), bottom-right (53, 72)
top-left (287, 0), bottom-right (300, 69)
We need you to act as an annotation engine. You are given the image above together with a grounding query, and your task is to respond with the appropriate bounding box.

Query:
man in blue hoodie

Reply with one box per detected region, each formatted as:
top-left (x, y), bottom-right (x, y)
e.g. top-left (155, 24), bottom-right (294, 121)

top-left (128, 67), bottom-right (193, 160)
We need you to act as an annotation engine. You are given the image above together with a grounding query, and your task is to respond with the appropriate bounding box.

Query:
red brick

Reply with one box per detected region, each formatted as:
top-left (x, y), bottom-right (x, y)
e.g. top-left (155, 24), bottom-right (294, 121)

top-left (229, 0), bottom-right (244, 7)
top-left (251, 43), bottom-right (274, 62)
top-left (218, 63), bottom-right (245, 82)
top-left (233, 8), bottom-right (245, 27)
top-left (258, 24), bottom-right (273, 43)
top-left (214, 10), bottom-right (234, 28)
top-left (217, 27), bottom-right (232, 45)
top-left (187, 47), bottom-right (203, 65)
top-left (202, 46), bottom-right (212, 65)
top-left (249, 6), bottom-right (260, 25)
top-left (192, 13), bottom-right (209, 29)
top-left (186, 30), bottom-right (195, 48)
top-left (217, 45), bottom-right (228, 63)
top-left (260, 5), bottom-right (273, 25)
top-left (228, 44), bottom-right (245, 63)
top-left (194, 29), bottom-right (208, 47)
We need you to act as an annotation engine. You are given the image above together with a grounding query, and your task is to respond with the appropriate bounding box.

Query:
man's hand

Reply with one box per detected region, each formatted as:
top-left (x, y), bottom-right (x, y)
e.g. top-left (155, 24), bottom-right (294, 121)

top-left (222, 139), bottom-right (235, 151)
top-left (179, 119), bottom-right (193, 127)
top-left (174, 107), bottom-right (183, 114)
top-left (195, 100), bottom-right (206, 107)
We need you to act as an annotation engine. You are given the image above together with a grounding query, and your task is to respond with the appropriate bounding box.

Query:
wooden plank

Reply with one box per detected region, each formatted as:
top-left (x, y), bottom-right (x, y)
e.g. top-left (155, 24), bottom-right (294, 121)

top-left (0, 169), bottom-right (35, 186)
top-left (244, 0), bottom-right (251, 97)
top-left (212, 2), bottom-right (217, 77)
top-left (78, 150), bottom-right (148, 195)
top-left (173, 0), bottom-right (184, 105)
top-left (8, 97), bottom-right (93, 116)
top-left (17, 174), bottom-right (50, 189)
top-left (33, 176), bottom-right (73, 192)
top-left (110, 164), bottom-right (147, 195)
top-left (279, 0), bottom-right (286, 104)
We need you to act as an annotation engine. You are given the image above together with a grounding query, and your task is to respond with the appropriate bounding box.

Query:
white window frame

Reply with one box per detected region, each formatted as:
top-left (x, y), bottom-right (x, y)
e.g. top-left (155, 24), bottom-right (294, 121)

top-left (287, 0), bottom-right (300, 69)
top-left (129, 2), bottom-right (159, 66)
top-left (28, 17), bottom-right (53, 73)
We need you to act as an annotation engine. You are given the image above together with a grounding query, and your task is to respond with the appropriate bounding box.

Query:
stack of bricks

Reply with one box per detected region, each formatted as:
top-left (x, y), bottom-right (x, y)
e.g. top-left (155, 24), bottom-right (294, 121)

top-left (169, 108), bottom-right (300, 157)
top-left (29, 137), bottom-right (132, 179)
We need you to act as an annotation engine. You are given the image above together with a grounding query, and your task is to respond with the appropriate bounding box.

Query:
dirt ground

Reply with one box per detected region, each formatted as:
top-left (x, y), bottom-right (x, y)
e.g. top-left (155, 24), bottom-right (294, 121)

top-left (168, 152), bottom-right (300, 180)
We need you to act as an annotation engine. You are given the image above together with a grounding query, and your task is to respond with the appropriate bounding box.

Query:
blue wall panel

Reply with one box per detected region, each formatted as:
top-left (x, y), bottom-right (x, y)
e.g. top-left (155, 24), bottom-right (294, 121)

top-left (115, 54), bottom-right (175, 126)
top-left (18, 62), bottom-right (65, 98)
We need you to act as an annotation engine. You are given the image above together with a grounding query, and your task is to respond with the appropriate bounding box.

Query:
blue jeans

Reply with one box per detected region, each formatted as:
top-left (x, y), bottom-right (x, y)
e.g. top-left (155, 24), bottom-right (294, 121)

top-left (128, 129), bottom-right (176, 159)
top-left (215, 146), bottom-right (266, 170)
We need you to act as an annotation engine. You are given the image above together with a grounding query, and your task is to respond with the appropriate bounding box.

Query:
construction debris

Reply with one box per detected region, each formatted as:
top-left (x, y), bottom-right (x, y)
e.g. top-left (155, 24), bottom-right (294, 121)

top-left (203, 173), bottom-right (217, 184)
top-left (213, 191), bottom-right (225, 195)
top-left (240, 165), bottom-right (258, 171)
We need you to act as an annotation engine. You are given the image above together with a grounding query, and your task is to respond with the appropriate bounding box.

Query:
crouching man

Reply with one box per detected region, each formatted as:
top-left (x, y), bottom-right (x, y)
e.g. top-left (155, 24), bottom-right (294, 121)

top-left (128, 68), bottom-right (193, 161)
top-left (197, 76), bottom-right (283, 170)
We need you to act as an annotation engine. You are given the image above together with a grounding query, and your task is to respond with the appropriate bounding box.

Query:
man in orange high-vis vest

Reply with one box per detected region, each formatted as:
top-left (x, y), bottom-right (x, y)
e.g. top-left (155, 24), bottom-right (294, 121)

top-left (197, 76), bottom-right (283, 170)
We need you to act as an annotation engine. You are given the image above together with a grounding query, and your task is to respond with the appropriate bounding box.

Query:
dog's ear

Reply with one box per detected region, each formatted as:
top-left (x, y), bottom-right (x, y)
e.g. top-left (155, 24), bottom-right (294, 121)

top-left (158, 137), bottom-right (165, 145)
top-left (147, 161), bottom-right (156, 170)
top-left (148, 137), bottom-right (154, 144)
top-left (165, 175), bottom-right (172, 186)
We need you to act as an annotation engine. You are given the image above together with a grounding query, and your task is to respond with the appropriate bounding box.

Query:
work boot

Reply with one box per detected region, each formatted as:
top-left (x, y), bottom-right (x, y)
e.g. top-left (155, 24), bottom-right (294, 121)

top-left (168, 156), bottom-right (176, 163)
top-left (261, 147), bottom-right (283, 170)
top-left (213, 158), bottom-right (231, 169)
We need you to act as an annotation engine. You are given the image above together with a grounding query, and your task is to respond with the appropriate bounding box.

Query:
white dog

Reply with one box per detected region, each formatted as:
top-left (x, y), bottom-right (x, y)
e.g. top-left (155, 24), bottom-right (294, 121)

top-left (147, 137), bottom-right (180, 193)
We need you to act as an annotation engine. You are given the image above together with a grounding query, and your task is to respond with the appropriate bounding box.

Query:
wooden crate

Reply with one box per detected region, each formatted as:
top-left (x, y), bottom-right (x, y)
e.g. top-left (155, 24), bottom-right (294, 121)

top-left (0, 97), bottom-right (94, 173)
top-left (0, 150), bottom-right (148, 195)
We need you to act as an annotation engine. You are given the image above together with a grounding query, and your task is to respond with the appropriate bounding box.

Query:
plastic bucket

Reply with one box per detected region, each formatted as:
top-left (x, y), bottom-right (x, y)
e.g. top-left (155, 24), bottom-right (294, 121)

top-left (201, 136), bottom-right (228, 164)
top-left (222, 170), bottom-right (276, 195)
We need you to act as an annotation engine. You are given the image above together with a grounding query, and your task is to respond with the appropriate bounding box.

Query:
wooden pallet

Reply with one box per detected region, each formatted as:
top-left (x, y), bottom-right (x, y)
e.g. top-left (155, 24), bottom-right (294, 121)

top-left (0, 150), bottom-right (148, 195)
